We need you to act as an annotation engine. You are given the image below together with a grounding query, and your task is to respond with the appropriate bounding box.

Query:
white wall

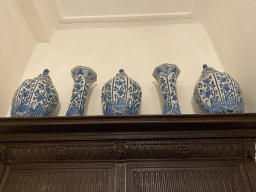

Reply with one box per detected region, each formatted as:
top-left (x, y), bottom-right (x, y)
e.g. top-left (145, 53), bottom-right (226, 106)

top-left (0, 0), bottom-right (36, 117)
top-left (1, 0), bottom-right (254, 116)
top-left (16, 0), bottom-right (57, 42)
top-left (8, 23), bottom-right (224, 116)
top-left (193, 0), bottom-right (256, 112)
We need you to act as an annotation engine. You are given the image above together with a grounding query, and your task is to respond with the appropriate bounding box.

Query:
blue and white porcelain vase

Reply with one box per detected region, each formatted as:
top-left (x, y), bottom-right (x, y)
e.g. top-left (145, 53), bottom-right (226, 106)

top-left (153, 63), bottom-right (181, 114)
top-left (101, 69), bottom-right (142, 115)
top-left (11, 69), bottom-right (59, 117)
top-left (193, 64), bottom-right (245, 113)
top-left (66, 66), bottom-right (97, 116)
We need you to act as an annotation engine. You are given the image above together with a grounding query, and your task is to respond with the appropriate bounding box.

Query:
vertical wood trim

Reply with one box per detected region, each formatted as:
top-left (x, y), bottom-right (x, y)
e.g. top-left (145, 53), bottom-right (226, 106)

top-left (238, 162), bottom-right (253, 191)
top-left (115, 164), bottom-right (126, 192)
top-left (244, 161), bottom-right (256, 191)
top-left (0, 164), bottom-right (5, 181)
top-left (0, 165), bottom-right (10, 192)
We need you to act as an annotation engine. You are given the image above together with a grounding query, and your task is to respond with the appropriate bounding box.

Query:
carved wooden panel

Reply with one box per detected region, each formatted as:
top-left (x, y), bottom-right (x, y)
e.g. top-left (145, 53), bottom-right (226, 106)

top-left (126, 139), bottom-right (244, 160)
top-left (3, 169), bottom-right (112, 192)
top-left (127, 162), bottom-right (251, 192)
top-left (130, 168), bottom-right (246, 192)
top-left (0, 115), bottom-right (256, 191)
top-left (4, 138), bottom-right (252, 163)
top-left (5, 141), bottom-right (116, 163)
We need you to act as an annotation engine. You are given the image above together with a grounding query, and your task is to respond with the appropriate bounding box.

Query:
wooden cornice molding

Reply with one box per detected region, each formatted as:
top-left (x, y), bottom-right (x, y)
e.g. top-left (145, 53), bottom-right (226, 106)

top-left (0, 114), bottom-right (255, 162)
top-left (0, 114), bottom-right (256, 142)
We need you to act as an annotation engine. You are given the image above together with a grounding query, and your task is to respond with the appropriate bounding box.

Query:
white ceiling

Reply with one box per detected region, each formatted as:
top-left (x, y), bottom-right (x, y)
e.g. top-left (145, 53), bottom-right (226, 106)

top-left (53, 0), bottom-right (195, 27)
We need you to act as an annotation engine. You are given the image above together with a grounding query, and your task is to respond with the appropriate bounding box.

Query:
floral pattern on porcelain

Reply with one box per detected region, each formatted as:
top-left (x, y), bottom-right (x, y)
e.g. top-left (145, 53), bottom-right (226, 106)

top-left (66, 66), bottom-right (97, 116)
top-left (153, 63), bottom-right (181, 114)
top-left (193, 64), bottom-right (245, 113)
top-left (11, 69), bottom-right (59, 117)
top-left (101, 69), bottom-right (142, 115)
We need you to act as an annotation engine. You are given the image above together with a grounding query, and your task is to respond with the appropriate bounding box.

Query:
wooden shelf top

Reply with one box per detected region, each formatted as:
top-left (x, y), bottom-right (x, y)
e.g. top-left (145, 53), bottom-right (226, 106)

top-left (0, 114), bottom-right (255, 142)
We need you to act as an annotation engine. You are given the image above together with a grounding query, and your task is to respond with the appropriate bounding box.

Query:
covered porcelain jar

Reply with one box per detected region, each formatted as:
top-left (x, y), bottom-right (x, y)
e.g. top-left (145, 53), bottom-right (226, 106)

top-left (193, 64), bottom-right (245, 113)
top-left (11, 69), bottom-right (59, 117)
top-left (101, 69), bottom-right (142, 115)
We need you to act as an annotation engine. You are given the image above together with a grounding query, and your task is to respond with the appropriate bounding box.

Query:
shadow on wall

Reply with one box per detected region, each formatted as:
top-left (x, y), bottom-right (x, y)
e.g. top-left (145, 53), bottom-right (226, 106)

top-left (53, 102), bottom-right (61, 116)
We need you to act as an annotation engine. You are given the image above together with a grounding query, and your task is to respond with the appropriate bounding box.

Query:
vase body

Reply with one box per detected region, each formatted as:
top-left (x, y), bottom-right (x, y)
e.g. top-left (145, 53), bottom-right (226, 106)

top-left (153, 63), bottom-right (181, 114)
top-left (193, 64), bottom-right (245, 113)
top-left (101, 69), bottom-right (142, 115)
top-left (66, 66), bottom-right (97, 116)
top-left (11, 69), bottom-right (59, 117)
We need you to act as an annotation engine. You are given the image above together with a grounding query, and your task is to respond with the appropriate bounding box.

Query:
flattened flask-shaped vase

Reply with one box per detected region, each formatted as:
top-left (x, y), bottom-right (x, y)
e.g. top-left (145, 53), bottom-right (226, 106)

top-left (153, 63), bottom-right (181, 114)
top-left (66, 66), bottom-right (97, 116)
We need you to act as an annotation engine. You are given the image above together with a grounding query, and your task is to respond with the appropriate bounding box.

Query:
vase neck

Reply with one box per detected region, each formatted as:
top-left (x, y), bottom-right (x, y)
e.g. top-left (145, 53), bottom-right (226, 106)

top-left (71, 66), bottom-right (97, 83)
top-left (153, 64), bottom-right (180, 80)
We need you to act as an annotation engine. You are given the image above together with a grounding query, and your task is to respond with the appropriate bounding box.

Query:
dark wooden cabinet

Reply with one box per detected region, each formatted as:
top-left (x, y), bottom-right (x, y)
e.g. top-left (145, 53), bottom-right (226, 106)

top-left (0, 114), bottom-right (256, 191)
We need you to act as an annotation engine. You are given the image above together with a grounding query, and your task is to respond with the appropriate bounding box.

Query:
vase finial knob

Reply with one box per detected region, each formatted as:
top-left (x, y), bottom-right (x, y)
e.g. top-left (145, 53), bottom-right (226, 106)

top-left (203, 64), bottom-right (208, 69)
top-left (116, 69), bottom-right (127, 76)
top-left (43, 69), bottom-right (50, 75)
top-left (38, 69), bottom-right (51, 81)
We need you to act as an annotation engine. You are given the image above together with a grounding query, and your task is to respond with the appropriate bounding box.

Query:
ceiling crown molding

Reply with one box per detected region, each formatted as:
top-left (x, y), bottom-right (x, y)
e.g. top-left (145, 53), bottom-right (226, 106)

top-left (60, 12), bottom-right (193, 24)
